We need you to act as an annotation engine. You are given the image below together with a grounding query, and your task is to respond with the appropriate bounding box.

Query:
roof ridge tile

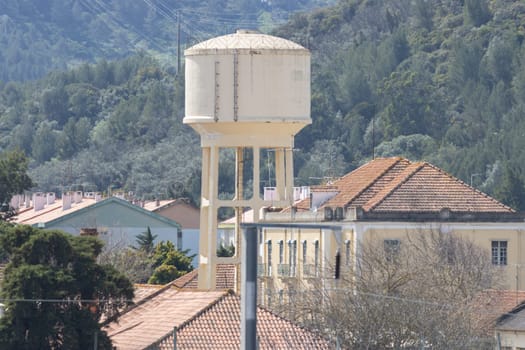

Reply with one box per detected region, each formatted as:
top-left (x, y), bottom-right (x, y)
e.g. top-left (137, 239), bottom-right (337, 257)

top-left (363, 162), bottom-right (425, 211)
top-left (327, 157), bottom-right (407, 208)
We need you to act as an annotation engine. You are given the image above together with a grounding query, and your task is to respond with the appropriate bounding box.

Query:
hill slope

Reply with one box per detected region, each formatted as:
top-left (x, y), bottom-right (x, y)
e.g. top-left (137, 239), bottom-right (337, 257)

top-left (0, 0), bottom-right (334, 81)
top-left (2, 0), bottom-right (525, 210)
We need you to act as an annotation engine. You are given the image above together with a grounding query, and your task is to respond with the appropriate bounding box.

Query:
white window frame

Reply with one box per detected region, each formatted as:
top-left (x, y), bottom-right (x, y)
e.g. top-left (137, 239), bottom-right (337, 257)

top-left (492, 240), bottom-right (508, 266)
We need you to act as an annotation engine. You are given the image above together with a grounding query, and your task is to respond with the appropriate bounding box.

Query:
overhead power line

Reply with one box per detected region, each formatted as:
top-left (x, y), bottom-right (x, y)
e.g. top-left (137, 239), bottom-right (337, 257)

top-left (78, 0), bottom-right (170, 53)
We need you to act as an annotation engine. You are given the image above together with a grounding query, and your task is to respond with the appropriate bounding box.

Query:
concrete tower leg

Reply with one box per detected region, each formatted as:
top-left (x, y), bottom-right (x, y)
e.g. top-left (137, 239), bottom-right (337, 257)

top-left (198, 146), bottom-right (218, 290)
top-left (285, 148), bottom-right (294, 204)
top-left (275, 148), bottom-right (286, 201)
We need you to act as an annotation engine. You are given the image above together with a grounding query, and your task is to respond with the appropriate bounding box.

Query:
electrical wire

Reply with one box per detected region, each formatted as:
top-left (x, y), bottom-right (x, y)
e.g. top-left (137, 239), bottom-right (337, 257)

top-left (92, 0), bottom-right (170, 49)
top-left (78, 0), bottom-right (334, 57)
top-left (78, 0), bottom-right (170, 53)
top-left (0, 288), bottom-right (521, 318)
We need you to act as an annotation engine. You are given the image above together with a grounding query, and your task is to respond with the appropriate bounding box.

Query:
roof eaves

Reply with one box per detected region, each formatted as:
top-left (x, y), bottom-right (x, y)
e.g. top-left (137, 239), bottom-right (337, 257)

top-left (256, 303), bottom-right (331, 343)
top-left (43, 197), bottom-right (182, 229)
top-left (496, 300), bottom-right (525, 326)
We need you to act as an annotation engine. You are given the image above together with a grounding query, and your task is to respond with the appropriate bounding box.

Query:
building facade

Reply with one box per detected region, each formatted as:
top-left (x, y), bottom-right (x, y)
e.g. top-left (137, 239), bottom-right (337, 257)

top-left (14, 195), bottom-right (192, 259)
top-left (256, 157), bottom-right (525, 304)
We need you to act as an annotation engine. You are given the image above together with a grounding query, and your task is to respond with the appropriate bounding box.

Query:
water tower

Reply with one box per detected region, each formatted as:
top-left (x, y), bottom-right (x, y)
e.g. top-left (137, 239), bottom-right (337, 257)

top-left (184, 30), bottom-right (311, 290)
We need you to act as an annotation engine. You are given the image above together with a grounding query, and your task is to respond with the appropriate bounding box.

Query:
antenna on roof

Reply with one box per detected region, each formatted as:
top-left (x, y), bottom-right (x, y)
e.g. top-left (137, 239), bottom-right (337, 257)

top-left (372, 117), bottom-right (375, 159)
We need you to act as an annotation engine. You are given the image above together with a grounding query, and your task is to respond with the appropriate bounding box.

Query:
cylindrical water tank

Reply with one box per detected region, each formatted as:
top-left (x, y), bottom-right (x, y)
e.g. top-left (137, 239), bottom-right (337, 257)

top-left (184, 30), bottom-right (311, 134)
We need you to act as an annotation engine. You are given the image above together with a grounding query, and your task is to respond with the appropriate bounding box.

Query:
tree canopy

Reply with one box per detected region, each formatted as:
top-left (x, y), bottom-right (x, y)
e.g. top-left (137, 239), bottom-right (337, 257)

top-left (276, 231), bottom-right (499, 349)
top-left (148, 241), bottom-right (194, 285)
top-left (2, 0), bottom-right (525, 209)
top-left (0, 150), bottom-right (33, 219)
top-left (0, 224), bottom-right (134, 350)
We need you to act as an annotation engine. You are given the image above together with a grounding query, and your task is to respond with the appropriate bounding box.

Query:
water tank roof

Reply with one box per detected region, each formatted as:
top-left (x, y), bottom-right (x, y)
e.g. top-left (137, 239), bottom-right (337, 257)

top-left (185, 30), bottom-right (309, 55)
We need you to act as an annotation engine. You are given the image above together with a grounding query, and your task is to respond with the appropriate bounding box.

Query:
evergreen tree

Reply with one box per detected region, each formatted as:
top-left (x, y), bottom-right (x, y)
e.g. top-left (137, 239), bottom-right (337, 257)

top-left (134, 226), bottom-right (157, 254)
top-left (493, 164), bottom-right (525, 211)
top-left (0, 150), bottom-right (34, 220)
top-left (464, 0), bottom-right (491, 27)
top-left (0, 225), bottom-right (134, 349)
top-left (217, 243), bottom-right (235, 257)
top-left (148, 241), bottom-right (194, 285)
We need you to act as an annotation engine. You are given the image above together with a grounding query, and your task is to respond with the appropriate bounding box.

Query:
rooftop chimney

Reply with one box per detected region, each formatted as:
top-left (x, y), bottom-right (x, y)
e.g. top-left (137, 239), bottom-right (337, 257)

top-left (33, 192), bottom-right (46, 211)
top-left (63, 193), bottom-right (72, 211)
top-left (74, 191), bottom-right (82, 204)
top-left (46, 192), bottom-right (55, 205)
top-left (95, 193), bottom-right (102, 202)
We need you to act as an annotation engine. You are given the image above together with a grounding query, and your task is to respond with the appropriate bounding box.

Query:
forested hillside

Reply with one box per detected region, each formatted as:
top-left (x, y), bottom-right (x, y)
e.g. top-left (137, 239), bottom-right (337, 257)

top-left (0, 0), bottom-right (334, 81)
top-left (2, 0), bottom-right (525, 210)
top-left (277, 0), bottom-right (525, 210)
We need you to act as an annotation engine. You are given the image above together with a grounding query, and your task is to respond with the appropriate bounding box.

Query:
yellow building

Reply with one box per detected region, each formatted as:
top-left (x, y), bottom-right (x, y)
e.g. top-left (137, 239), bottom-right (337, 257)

top-left (258, 157), bottom-right (525, 303)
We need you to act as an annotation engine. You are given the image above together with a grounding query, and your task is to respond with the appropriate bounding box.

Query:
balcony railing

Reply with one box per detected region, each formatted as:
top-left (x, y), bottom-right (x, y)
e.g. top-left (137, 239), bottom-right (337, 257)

top-left (302, 264), bottom-right (319, 278)
top-left (258, 263), bottom-right (272, 277)
top-left (277, 264), bottom-right (297, 278)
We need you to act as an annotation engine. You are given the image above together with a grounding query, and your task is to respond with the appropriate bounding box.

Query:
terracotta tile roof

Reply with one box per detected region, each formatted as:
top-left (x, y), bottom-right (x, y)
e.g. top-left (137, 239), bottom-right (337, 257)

top-left (169, 264), bottom-right (236, 291)
top-left (133, 284), bottom-right (166, 302)
top-left (367, 162), bottom-right (514, 213)
top-left (142, 199), bottom-right (178, 212)
top-left (322, 157), bottom-right (405, 209)
top-left (495, 301), bottom-right (525, 331)
top-left (145, 292), bottom-right (330, 350)
top-left (104, 288), bottom-right (227, 350)
top-left (14, 198), bottom-right (98, 225)
top-left (473, 289), bottom-right (525, 335)
top-left (292, 157), bottom-right (516, 216)
top-left (346, 159), bottom-right (412, 208)
top-left (172, 269), bottom-right (199, 289)
top-left (294, 197), bottom-right (311, 211)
